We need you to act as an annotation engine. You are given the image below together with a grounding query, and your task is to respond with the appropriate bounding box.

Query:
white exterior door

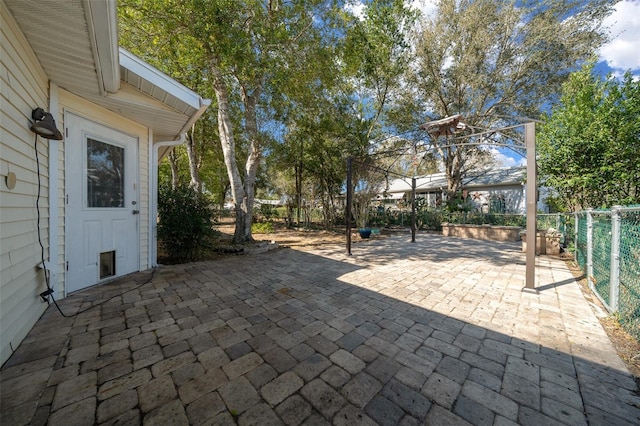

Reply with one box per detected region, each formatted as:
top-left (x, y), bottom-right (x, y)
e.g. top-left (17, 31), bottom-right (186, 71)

top-left (65, 113), bottom-right (140, 293)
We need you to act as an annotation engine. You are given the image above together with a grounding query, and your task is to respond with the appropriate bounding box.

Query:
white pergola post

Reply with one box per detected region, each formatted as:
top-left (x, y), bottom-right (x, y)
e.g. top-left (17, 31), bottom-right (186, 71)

top-left (524, 122), bottom-right (537, 290)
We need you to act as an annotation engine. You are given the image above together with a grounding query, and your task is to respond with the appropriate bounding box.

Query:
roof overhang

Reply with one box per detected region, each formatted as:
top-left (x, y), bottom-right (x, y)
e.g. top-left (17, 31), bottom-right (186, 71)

top-left (4, 0), bottom-right (210, 143)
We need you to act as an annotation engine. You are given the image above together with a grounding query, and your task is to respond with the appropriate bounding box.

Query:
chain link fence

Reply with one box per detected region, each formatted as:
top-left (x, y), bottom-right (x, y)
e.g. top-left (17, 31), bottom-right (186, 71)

top-left (574, 206), bottom-right (640, 341)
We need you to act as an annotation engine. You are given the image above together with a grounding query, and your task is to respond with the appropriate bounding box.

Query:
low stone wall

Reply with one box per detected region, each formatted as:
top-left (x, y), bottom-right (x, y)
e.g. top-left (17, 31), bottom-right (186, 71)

top-left (441, 223), bottom-right (522, 242)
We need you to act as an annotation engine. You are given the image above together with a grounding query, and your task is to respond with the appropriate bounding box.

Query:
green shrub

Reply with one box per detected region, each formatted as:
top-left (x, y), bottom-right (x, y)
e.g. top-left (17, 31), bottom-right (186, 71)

top-left (252, 221), bottom-right (274, 234)
top-left (158, 184), bottom-right (216, 263)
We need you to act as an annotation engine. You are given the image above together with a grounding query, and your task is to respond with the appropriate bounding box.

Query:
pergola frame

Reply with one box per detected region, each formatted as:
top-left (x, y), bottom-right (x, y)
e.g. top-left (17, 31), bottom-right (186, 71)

top-left (345, 116), bottom-right (539, 290)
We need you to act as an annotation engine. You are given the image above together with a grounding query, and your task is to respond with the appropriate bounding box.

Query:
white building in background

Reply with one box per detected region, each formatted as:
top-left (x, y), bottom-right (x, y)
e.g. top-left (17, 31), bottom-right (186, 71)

top-left (378, 166), bottom-right (549, 213)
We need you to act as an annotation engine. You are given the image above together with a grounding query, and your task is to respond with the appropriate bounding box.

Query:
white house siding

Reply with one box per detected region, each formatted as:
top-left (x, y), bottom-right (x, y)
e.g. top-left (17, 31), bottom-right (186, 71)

top-left (0, 4), bottom-right (52, 366)
top-left (58, 90), bottom-right (151, 287)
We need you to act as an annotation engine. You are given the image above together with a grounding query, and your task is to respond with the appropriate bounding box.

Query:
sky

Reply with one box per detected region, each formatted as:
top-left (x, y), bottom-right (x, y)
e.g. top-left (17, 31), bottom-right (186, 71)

top-left (346, 0), bottom-right (640, 167)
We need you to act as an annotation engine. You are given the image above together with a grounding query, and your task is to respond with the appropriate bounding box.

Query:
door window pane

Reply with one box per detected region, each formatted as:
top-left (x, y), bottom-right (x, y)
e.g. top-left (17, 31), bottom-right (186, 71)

top-left (87, 138), bottom-right (125, 207)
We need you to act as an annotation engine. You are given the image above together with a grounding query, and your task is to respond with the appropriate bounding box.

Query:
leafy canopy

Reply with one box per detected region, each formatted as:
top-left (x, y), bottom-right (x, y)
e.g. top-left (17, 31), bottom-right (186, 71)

top-left (538, 63), bottom-right (640, 210)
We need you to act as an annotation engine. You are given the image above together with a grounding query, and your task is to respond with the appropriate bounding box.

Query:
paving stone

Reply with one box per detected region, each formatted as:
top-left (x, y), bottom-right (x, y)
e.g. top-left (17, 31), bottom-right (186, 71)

top-left (80, 348), bottom-right (131, 375)
top-left (541, 397), bottom-right (588, 426)
top-left (143, 398), bottom-right (189, 425)
top-left (140, 317), bottom-right (175, 333)
top-left (382, 379), bottom-right (431, 419)
top-left (395, 350), bottom-right (438, 377)
top-left (320, 327), bottom-right (344, 342)
top-left (460, 351), bottom-right (505, 377)
top-left (226, 342), bottom-right (253, 360)
top-left (246, 363), bottom-right (278, 389)
top-left (500, 373), bottom-right (540, 410)
top-left (336, 332), bottom-right (367, 351)
top-left (48, 397), bottom-right (96, 426)
top-left (48, 365), bottom-right (79, 386)
top-left (218, 330), bottom-right (253, 349)
top-left (188, 333), bottom-right (218, 355)
top-left (424, 404), bottom-right (472, 426)
top-left (320, 365), bottom-right (352, 388)
top-left (540, 379), bottom-right (583, 410)
top-left (395, 333), bottom-right (424, 352)
top-left (65, 343), bottom-right (99, 366)
top-left (505, 356), bottom-right (540, 385)
top-left (333, 404), bottom-right (377, 426)
top-left (453, 395), bottom-right (495, 426)
top-left (366, 355), bottom-right (401, 384)
top-left (300, 378), bottom-right (347, 419)
top-left (276, 394), bottom-right (312, 425)
top-left (129, 332), bottom-right (157, 351)
top-left (263, 347), bottom-right (298, 373)
top-left (352, 344), bottom-right (380, 363)
top-left (304, 412), bottom-right (332, 425)
top-left (151, 351), bottom-right (195, 377)
top-left (517, 405), bottom-right (565, 426)
top-left (178, 368), bottom-right (228, 405)
top-left (219, 376), bottom-right (260, 415)
top-left (364, 395), bottom-right (405, 426)
top-left (198, 347), bottom-right (231, 371)
top-left (461, 381), bottom-right (518, 420)
top-left (436, 356), bottom-right (470, 384)
top-left (186, 391), bottom-right (226, 425)
top-left (394, 366), bottom-right (427, 391)
top-left (467, 367), bottom-right (502, 393)
top-left (138, 375), bottom-right (177, 413)
top-left (453, 333), bottom-right (482, 353)
top-left (132, 344), bottom-right (164, 370)
top-left (305, 335), bottom-right (339, 356)
top-left (247, 334), bottom-right (278, 355)
top-left (162, 340), bottom-right (191, 358)
top-left (422, 372), bottom-right (461, 409)
top-left (289, 343), bottom-right (315, 361)
top-left (97, 389), bottom-right (138, 423)
top-left (330, 349), bottom-right (365, 374)
top-left (222, 352), bottom-right (263, 379)
top-left (341, 372), bottom-right (382, 408)
top-left (261, 371), bottom-right (304, 405)
top-left (238, 402), bottom-right (283, 425)
top-left (423, 337), bottom-right (462, 359)
top-left (172, 362), bottom-right (206, 386)
top-left (294, 353), bottom-right (332, 382)
top-left (407, 323), bottom-right (434, 340)
top-left (98, 359), bottom-right (133, 384)
top-left (98, 369), bottom-right (152, 401)
top-left (52, 371), bottom-right (97, 411)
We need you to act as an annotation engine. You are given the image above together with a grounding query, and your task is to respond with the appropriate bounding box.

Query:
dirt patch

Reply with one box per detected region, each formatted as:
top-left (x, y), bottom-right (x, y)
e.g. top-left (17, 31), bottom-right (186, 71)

top-left (563, 256), bottom-right (640, 382)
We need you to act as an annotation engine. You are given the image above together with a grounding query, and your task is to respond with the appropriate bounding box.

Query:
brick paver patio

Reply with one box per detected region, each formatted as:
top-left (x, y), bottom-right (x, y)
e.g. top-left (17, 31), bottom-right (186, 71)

top-left (1, 234), bottom-right (639, 425)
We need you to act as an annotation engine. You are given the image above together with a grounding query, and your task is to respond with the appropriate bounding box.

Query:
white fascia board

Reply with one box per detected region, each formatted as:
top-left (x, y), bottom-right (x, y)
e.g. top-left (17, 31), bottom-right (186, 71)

top-left (84, 0), bottom-right (120, 94)
top-left (119, 48), bottom-right (205, 110)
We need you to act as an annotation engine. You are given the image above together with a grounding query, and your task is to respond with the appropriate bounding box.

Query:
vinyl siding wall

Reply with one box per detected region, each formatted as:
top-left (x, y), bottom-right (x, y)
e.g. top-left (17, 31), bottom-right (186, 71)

top-left (1, 3), bottom-right (53, 366)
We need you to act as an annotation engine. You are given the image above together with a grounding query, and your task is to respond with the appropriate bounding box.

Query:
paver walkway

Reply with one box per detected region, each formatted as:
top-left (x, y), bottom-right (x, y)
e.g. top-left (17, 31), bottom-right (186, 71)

top-left (1, 234), bottom-right (639, 425)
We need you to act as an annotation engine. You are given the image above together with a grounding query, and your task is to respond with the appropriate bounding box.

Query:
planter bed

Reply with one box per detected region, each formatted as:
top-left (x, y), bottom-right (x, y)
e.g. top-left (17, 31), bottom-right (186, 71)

top-left (441, 223), bottom-right (522, 242)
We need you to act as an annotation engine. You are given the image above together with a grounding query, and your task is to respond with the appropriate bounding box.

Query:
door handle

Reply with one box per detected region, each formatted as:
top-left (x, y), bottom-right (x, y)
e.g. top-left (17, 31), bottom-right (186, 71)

top-left (132, 210), bottom-right (140, 215)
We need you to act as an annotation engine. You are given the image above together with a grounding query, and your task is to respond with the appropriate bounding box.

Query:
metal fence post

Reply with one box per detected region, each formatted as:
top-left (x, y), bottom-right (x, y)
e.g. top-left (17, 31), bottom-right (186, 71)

top-left (586, 209), bottom-right (594, 291)
top-left (574, 211), bottom-right (580, 256)
top-left (609, 205), bottom-right (621, 311)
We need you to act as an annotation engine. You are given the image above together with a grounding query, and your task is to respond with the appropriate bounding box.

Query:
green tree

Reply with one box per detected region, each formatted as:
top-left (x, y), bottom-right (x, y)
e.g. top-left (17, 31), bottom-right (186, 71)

top-left (538, 64), bottom-right (640, 209)
top-left (404, 0), bottom-right (614, 196)
top-left (120, 0), bottom-right (345, 243)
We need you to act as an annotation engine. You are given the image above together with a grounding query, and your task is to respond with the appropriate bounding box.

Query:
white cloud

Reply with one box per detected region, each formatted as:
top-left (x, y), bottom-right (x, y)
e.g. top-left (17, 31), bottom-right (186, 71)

top-left (409, 0), bottom-right (438, 19)
top-left (599, 0), bottom-right (640, 72)
top-left (487, 147), bottom-right (526, 168)
top-left (344, 0), bottom-right (365, 21)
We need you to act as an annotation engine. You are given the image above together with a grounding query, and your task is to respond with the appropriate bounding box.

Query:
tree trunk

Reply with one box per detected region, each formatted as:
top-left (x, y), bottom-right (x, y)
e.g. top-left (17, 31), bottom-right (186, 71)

top-left (185, 130), bottom-right (202, 192)
top-left (240, 80), bottom-right (263, 241)
top-left (167, 150), bottom-right (180, 190)
top-left (210, 61), bottom-right (249, 243)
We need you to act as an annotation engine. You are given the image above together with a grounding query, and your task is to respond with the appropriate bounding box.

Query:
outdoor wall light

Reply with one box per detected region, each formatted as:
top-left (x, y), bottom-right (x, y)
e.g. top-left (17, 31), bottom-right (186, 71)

top-left (30, 108), bottom-right (63, 140)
